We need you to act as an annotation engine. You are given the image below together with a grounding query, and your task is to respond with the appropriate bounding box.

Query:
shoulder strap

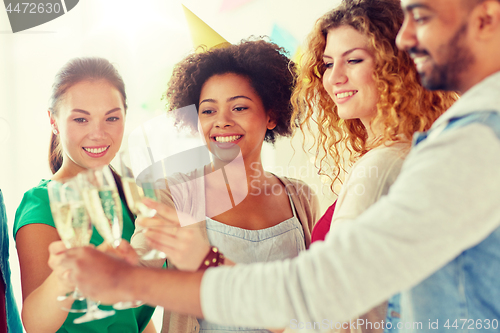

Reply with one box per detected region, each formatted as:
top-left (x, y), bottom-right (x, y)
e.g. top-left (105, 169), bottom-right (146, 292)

top-left (275, 175), bottom-right (315, 249)
top-left (414, 111), bottom-right (500, 147)
top-left (444, 111), bottom-right (500, 139)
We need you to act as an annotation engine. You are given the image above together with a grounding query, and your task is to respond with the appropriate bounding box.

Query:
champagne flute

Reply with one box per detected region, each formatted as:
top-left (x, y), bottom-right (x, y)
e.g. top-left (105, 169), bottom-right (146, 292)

top-left (118, 150), bottom-right (166, 260)
top-left (78, 165), bottom-right (143, 310)
top-left (47, 179), bottom-right (88, 306)
top-left (47, 178), bottom-right (116, 322)
top-left (78, 166), bottom-right (123, 248)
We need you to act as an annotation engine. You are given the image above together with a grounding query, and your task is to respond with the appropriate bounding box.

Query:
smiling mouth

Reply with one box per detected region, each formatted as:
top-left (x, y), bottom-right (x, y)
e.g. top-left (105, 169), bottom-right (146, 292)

top-left (412, 55), bottom-right (430, 68)
top-left (336, 91), bottom-right (357, 99)
top-left (83, 146), bottom-right (110, 154)
top-left (213, 135), bottom-right (242, 143)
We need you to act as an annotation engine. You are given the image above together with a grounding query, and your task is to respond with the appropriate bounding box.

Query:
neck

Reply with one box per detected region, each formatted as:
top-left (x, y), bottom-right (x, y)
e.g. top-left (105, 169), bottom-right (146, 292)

top-left (52, 161), bottom-right (86, 181)
top-left (458, 66), bottom-right (500, 94)
top-left (457, 39), bottom-right (500, 92)
top-left (361, 116), bottom-right (383, 143)
top-left (209, 156), bottom-right (271, 192)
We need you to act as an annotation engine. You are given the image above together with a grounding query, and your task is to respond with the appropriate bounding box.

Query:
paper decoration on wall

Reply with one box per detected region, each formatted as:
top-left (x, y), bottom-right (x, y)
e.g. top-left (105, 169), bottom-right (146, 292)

top-left (182, 4), bottom-right (230, 50)
top-left (4, 0), bottom-right (79, 33)
top-left (219, 0), bottom-right (255, 12)
top-left (270, 23), bottom-right (299, 58)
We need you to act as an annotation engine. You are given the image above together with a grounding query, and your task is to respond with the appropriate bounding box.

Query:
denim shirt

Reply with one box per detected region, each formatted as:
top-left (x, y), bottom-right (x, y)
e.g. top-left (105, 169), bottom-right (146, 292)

top-left (400, 111), bottom-right (500, 333)
top-left (0, 190), bottom-right (23, 332)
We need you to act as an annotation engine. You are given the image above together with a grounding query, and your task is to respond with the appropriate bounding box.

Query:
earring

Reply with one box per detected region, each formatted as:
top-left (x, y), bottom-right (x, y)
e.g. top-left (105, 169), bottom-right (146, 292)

top-left (53, 128), bottom-right (58, 135)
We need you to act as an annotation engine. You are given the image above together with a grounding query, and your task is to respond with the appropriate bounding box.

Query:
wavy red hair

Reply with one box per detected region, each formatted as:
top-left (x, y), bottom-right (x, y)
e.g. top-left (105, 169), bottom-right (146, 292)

top-left (291, 0), bottom-right (458, 190)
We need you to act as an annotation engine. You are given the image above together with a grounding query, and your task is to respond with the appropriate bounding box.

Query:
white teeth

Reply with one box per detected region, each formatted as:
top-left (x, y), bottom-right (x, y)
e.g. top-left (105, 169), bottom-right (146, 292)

top-left (84, 146), bottom-right (108, 154)
top-left (336, 91), bottom-right (356, 99)
top-left (413, 56), bottom-right (429, 65)
top-left (214, 135), bottom-right (242, 143)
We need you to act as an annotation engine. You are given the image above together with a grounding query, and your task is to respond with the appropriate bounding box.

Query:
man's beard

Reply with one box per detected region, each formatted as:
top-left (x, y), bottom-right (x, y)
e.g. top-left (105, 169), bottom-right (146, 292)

top-left (412, 22), bottom-right (475, 91)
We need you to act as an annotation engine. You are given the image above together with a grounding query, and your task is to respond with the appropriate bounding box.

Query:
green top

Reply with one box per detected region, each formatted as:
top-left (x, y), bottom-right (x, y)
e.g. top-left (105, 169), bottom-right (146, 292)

top-left (14, 179), bottom-right (155, 333)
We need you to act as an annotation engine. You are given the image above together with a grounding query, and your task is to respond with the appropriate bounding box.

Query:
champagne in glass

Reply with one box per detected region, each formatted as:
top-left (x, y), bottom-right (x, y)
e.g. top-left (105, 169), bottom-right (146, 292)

top-left (118, 150), bottom-right (166, 260)
top-left (79, 166), bottom-right (123, 248)
top-left (50, 202), bottom-right (72, 244)
top-left (47, 178), bottom-right (115, 322)
top-left (51, 202), bottom-right (92, 249)
top-left (122, 177), bottom-right (154, 218)
top-left (79, 165), bottom-right (144, 310)
top-left (48, 179), bottom-right (92, 306)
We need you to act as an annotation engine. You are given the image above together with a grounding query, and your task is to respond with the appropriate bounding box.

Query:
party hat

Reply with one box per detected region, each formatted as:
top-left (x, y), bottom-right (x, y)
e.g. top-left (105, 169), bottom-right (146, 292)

top-left (292, 46), bottom-right (303, 69)
top-left (182, 4), bottom-right (230, 51)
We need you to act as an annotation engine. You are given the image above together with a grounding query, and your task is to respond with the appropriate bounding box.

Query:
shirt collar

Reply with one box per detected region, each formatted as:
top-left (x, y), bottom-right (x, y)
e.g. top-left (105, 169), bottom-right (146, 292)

top-left (430, 71), bottom-right (500, 130)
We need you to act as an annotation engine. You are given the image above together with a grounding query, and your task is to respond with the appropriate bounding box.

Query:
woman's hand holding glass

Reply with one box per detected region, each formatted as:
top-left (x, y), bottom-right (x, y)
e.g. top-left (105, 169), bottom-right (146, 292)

top-left (138, 198), bottom-right (211, 272)
top-left (47, 241), bottom-right (79, 299)
top-left (118, 150), bottom-right (166, 260)
top-left (47, 179), bottom-right (88, 305)
top-left (47, 178), bottom-right (116, 323)
top-left (48, 240), bottom-right (140, 307)
top-left (77, 165), bottom-right (143, 309)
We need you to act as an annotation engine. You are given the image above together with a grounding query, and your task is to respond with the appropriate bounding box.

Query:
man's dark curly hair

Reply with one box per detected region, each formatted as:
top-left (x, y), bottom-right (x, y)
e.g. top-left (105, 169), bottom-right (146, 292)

top-left (164, 39), bottom-right (297, 144)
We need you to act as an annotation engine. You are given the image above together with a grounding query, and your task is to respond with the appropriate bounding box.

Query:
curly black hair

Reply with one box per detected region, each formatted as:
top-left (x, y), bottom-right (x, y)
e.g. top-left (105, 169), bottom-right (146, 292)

top-left (164, 39), bottom-right (297, 144)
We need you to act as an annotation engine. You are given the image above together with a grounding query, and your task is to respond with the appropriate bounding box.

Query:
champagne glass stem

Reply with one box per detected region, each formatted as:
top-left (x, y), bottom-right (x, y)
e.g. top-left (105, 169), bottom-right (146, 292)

top-left (73, 299), bottom-right (115, 324)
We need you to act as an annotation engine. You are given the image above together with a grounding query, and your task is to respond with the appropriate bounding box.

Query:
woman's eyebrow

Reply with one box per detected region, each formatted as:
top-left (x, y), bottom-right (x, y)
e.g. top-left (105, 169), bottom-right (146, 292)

top-left (70, 107), bottom-right (122, 115)
top-left (200, 96), bottom-right (253, 105)
top-left (227, 95), bottom-right (252, 102)
top-left (323, 47), bottom-right (367, 59)
top-left (200, 98), bottom-right (216, 105)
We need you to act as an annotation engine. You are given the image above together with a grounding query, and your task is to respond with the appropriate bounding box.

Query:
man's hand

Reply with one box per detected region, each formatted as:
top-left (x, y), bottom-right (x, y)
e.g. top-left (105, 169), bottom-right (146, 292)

top-left (51, 243), bottom-right (139, 304)
top-left (97, 240), bottom-right (140, 265)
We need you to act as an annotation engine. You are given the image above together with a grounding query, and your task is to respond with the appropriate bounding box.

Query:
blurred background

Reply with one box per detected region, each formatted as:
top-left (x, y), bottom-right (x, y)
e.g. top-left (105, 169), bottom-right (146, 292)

top-left (0, 0), bottom-right (341, 329)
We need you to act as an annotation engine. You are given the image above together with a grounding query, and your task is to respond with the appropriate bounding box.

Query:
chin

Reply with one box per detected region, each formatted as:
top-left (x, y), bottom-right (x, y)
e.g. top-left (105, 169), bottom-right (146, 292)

top-left (209, 147), bottom-right (240, 165)
top-left (86, 159), bottom-right (111, 169)
top-left (337, 112), bottom-right (355, 121)
top-left (213, 150), bottom-right (241, 164)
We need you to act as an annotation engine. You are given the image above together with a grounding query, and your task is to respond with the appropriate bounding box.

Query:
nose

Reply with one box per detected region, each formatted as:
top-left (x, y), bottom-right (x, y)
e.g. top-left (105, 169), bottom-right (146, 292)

top-left (396, 15), bottom-right (417, 51)
top-left (88, 121), bottom-right (106, 140)
top-left (214, 109), bottom-right (234, 128)
top-left (325, 63), bottom-right (348, 86)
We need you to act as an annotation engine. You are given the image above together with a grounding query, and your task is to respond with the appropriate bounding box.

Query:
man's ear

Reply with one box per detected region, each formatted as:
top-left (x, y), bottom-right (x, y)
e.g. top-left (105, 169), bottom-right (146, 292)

top-left (472, 0), bottom-right (500, 39)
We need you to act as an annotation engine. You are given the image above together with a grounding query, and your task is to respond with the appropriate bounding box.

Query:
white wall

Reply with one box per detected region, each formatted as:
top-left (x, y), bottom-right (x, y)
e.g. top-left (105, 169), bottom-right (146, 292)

top-left (0, 0), bottom-right (341, 330)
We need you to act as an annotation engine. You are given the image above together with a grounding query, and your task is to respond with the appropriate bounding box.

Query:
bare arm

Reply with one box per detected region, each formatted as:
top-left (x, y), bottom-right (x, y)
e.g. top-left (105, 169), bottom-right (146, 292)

top-left (53, 242), bottom-right (204, 317)
top-left (143, 318), bottom-right (157, 333)
top-left (17, 224), bottom-right (74, 333)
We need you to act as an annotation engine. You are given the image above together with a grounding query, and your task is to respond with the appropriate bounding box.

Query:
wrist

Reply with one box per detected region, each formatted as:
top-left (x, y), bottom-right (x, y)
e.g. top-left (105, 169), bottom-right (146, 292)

top-left (198, 246), bottom-right (225, 270)
top-left (123, 265), bottom-right (145, 302)
top-left (49, 270), bottom-right (75, 296)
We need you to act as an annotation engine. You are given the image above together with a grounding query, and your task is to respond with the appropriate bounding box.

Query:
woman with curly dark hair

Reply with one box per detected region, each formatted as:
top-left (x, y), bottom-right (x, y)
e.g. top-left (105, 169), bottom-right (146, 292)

top-left (130, 39), bottom-right (320, 333)
top-left (165, 40), bottom-right (297, 145)
top-left (292, 0), bottom-right (457, 331)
